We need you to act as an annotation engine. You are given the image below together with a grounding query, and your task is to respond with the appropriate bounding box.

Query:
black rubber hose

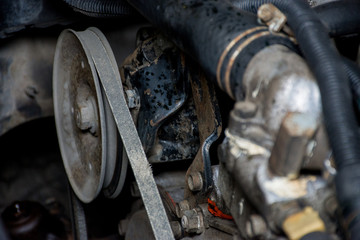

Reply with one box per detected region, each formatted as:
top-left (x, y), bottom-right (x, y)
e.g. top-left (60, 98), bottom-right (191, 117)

top-left (125, 0), bottom-right (295, 99)
top-left (62, 0), bottom-right (134, 17)
top-left (314, 0), bottom-right (360, 37)
top-left (343, 58), bottom-right (360, 102)
top-left (231, 0), bottom-right (360, 239)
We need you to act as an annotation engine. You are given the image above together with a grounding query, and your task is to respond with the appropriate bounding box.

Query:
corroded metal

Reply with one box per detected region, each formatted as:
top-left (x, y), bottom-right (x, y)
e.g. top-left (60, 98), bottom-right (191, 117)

top-left (184, 67), bottom-right (222, 207)
top-left (122, 29), bottom-right (199, 163)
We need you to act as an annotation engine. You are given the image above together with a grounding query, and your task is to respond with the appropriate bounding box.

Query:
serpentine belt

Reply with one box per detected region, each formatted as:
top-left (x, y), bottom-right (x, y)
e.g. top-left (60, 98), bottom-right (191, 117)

top-left (78, 28), bottom-right (174, 240)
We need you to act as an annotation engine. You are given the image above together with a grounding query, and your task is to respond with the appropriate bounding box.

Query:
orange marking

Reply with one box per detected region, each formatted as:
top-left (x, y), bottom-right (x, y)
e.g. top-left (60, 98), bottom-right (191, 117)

top-left (208, 198), bottom-right (233, 220)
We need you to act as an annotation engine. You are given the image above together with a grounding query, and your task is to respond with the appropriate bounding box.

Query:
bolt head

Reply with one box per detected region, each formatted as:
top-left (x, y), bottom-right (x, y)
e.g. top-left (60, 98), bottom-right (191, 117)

top-left (74, 96), bottom-right (98, 134)
top-left (176, 200), bottom-right (190, 218)
top-left (187, 172), bottom-right (203, 192)
top-left (258, 5), bottom-right (273, 22)
top-left (181, 209), bottom-right (204, 234)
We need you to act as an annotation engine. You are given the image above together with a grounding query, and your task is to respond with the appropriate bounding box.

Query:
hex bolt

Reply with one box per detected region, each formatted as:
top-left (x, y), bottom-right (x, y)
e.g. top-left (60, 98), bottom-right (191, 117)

top-left (75, 95), bottom-right (98, 135)
top-left (176, 200), bottom-right (190, 218)
top-left (187, 172), bottom-right (203, 192)
top-left (181, 209), bottom-right (204, 234)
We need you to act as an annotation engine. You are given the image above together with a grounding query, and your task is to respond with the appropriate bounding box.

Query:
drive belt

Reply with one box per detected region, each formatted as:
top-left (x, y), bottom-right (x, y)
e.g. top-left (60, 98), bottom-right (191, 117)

top-left (78, 28), bottom-right (174, 240)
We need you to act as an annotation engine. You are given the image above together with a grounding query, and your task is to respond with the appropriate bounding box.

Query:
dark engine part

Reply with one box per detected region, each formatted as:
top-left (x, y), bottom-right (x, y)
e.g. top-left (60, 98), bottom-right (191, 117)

top-left (125, 0), bottom-right (360, 239)
top-left (126, 0), bottom-right (296, 100)
top-left (61, 0), bottom-right (134, 18)
top-left (2, 201), bottom-right (67, 240)
top-left (314, 0), bottom-right (360, 38)
top-left (121, 29), bottom-right (199, 161)
top-left (1, 0), bottom-right (360, 240)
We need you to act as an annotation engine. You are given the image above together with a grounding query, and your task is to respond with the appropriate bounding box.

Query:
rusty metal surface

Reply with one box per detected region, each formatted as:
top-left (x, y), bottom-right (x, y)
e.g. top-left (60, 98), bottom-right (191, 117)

top-left (122, 29), bottom-right (200, 163)
top-left (0, 36), bottom-right (56, 137)
top-left (152, 98), bottom-right (199, 163)
top-left (122, 29), bottom-right (188, 157)
top-left (184, 65), bottom-right (222, 207)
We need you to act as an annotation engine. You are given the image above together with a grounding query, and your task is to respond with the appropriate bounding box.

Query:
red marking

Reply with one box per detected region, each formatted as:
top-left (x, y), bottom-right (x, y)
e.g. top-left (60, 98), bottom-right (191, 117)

top-left (207, 198), bottom-right (233, 220)
top-left (166, 192), bottom-right (176, 208)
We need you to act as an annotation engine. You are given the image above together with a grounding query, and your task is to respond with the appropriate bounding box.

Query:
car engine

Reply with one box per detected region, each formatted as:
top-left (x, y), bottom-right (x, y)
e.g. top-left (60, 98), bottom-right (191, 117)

top-left (1, 0), bottom-right (360, 239)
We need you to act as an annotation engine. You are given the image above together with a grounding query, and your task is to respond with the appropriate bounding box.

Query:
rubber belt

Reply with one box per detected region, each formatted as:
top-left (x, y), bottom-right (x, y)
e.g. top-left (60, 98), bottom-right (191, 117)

top-left (78, 28), bottom-right (174, 240)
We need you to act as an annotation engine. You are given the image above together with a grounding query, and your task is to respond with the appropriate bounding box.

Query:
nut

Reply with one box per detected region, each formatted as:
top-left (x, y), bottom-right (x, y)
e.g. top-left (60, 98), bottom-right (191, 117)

top-left (75, 95), bottom-right (98, 135)
top-left (187, 172), bottom-right (203, 192)
top-left (176, 200), bottom-right (190, 218)
top-left (181, 209), bottom-right (204, 234)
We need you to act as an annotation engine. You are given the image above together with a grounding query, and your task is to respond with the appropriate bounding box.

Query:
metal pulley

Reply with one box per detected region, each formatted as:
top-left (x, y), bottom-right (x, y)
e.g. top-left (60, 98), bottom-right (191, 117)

top-left (53, 28), bottom-right (174, 239)
top-left (53, 28), bottom-right (127, 202)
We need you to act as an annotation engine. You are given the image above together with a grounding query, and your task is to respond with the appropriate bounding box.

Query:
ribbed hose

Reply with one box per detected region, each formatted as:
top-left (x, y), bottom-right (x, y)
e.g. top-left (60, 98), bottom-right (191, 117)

top-left (125, 0), bottom-right (295, 99)
top-left (344, 58), bottom-right (360, 103)
top-left (233, 1), bottom-right (360, 239)
top-left (314, 0), bottom-right (360, 37)
top-left (62, 0), bottom-right (134, 17)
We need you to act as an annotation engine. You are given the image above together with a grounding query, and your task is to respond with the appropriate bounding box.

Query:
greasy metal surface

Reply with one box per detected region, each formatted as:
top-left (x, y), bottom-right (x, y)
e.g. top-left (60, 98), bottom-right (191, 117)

top-left (268, 112), bottom-right (318, 178)
top-left (77, 28), bottom-right (174, 239)
top-left (184, 66), bottom-right (222, 207)
top-left (0, 37), bottom-right (56, 137)
top-left (53, 29), bottom-right (107, 203)
top-left (125, 209), bottom-right (234, 240)
top-left (122, 30), bottom-right (187, 156)
top-left (151, 98), bottom-right (200, 163)
top-left (241, 45), bottom-right (322, 139)
top-left (219, 45), bottom-right (336, 237)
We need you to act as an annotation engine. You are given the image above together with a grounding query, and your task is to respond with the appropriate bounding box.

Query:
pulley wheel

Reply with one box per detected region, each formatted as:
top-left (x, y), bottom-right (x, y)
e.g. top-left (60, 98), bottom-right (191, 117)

top-left (53, 28), bottom-right (127, 203)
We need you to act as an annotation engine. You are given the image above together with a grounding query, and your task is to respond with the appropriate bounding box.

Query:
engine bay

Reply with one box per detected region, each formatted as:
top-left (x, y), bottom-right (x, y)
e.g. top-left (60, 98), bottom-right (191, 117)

top-left (1, 0), bottom-right (360, 239)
